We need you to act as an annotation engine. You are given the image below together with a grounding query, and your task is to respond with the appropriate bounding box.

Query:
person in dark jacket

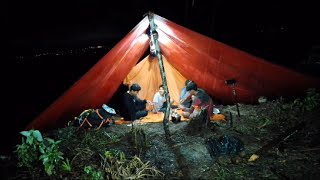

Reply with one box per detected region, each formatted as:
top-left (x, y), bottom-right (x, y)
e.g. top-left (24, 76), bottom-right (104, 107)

top-left (121, 83), bottom-right (150, 121)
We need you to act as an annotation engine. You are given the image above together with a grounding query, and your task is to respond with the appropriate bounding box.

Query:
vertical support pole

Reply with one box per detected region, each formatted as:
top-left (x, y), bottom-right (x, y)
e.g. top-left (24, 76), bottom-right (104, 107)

top-left (232, 84), bottom-right (241, 118)
top-left (148, 12), bottom-right (171, 138)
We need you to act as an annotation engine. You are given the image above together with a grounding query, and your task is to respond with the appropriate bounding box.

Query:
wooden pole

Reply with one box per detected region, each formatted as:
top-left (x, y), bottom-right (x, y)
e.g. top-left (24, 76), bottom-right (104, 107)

top-left (148, 12), bottom-right (171, 138)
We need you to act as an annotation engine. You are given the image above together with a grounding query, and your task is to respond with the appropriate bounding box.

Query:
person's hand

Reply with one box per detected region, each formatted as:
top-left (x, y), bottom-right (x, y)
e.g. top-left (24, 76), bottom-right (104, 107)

top-left (146, 100), bottom-right (153, 105)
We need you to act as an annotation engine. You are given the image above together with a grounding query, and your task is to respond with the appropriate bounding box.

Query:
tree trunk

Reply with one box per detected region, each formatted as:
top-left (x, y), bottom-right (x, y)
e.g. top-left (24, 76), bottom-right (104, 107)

top-left (186, 109), bottom-right (209, 135)
top-left (148, 12), bottom-right (171, 139)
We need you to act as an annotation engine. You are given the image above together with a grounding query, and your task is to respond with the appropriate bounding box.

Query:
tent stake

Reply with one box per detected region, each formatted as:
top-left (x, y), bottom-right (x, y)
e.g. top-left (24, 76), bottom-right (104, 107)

top-left (148, 12), bottom-right (171, 138)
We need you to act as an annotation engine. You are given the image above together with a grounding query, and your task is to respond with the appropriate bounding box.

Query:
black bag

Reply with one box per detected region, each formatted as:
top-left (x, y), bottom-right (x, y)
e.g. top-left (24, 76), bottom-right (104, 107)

top-left (205, 135), bottom-right (244, 158)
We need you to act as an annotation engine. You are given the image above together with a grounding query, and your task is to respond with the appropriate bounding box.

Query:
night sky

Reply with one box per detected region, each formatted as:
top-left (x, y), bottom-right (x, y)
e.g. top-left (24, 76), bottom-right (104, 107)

top-left (7, 1), bottom-right (319, 54)
top-left (3, 0), bottom-right (320, 153)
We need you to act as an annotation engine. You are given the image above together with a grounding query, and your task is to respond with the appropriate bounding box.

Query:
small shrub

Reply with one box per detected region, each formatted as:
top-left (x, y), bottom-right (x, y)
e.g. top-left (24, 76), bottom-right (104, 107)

top-left (15, 129), bottom-right (65, 177)
top-left (83, 166), bottom-right (104, 180)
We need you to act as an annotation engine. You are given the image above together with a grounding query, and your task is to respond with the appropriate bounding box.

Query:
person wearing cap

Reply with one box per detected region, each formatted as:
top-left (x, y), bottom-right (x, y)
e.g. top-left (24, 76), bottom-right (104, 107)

top-left (121, 83), bottom-right (151, 121)
top-left (180, 82), bottom-right (214, 120)
top-left (178, 79), bottom-right (192, 109)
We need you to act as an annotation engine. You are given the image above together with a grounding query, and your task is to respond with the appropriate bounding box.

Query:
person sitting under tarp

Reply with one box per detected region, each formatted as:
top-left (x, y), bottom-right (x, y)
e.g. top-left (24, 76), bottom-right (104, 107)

top-left (120, 83), bottom-right (151, 121)
top-left (178, 79), bottom-right (192, 109)
top-left (152, 84), bottom-right (177, 113)
top-left (180, 81), bottom-right (214, 120)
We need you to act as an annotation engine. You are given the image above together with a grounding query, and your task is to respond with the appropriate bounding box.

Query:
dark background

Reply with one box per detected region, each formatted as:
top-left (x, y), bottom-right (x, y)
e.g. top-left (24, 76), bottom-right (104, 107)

top-left (3, 0), bottom-right (320, 154)
top-left (7, 1), bottom-right (319, 60)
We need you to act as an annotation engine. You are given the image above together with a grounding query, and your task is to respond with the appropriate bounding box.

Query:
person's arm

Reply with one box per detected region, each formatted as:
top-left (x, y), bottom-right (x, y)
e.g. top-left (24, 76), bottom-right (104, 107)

top-left (135, 96), bottom-right (147, 104)
top-left (189, 97), bottom-right (202, 118)
top-left (179, 88), bottom-right (186, 100)
top-left (180, 92), bottom-right (192, 104)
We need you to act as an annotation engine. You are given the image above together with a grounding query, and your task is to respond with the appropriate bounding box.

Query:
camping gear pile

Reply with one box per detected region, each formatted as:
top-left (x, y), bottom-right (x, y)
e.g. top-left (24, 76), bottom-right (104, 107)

top-left (69, 104), bottom-right (117, 130)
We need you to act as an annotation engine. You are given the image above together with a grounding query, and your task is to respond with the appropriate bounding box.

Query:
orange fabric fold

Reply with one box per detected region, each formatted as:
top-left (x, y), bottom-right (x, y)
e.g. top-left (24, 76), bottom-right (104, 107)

top-left (124, 55), bottom-right (187, 104)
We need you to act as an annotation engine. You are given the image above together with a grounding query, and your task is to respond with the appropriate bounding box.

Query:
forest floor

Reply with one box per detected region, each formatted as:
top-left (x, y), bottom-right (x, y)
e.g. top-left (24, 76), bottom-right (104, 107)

top-left (2, 90), bottom-right (320, 179)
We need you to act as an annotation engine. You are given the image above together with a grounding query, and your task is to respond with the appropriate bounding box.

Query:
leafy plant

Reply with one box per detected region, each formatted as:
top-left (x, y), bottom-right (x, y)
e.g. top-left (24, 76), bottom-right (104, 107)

top-left (105, 149), bottom-right (126, 163)
top-left (61, 158), bottom-right (72, 173)
top-left (15, 129), bottom-right (66, 177)
top-left (15, 130), bottom-right (44, 169)
top-left (101, 149), bottom-right (126, 171)
top-left (39, 138), bottom-right (64, 176)
top-left (83, 166), bottom-right (104, 180)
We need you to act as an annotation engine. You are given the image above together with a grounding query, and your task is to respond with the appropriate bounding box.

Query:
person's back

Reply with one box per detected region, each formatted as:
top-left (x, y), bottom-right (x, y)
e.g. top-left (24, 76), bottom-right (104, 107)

top-left (193, 88), bottom-right (214, 118)
top-left (121, 91), bottom-right (136, 121)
